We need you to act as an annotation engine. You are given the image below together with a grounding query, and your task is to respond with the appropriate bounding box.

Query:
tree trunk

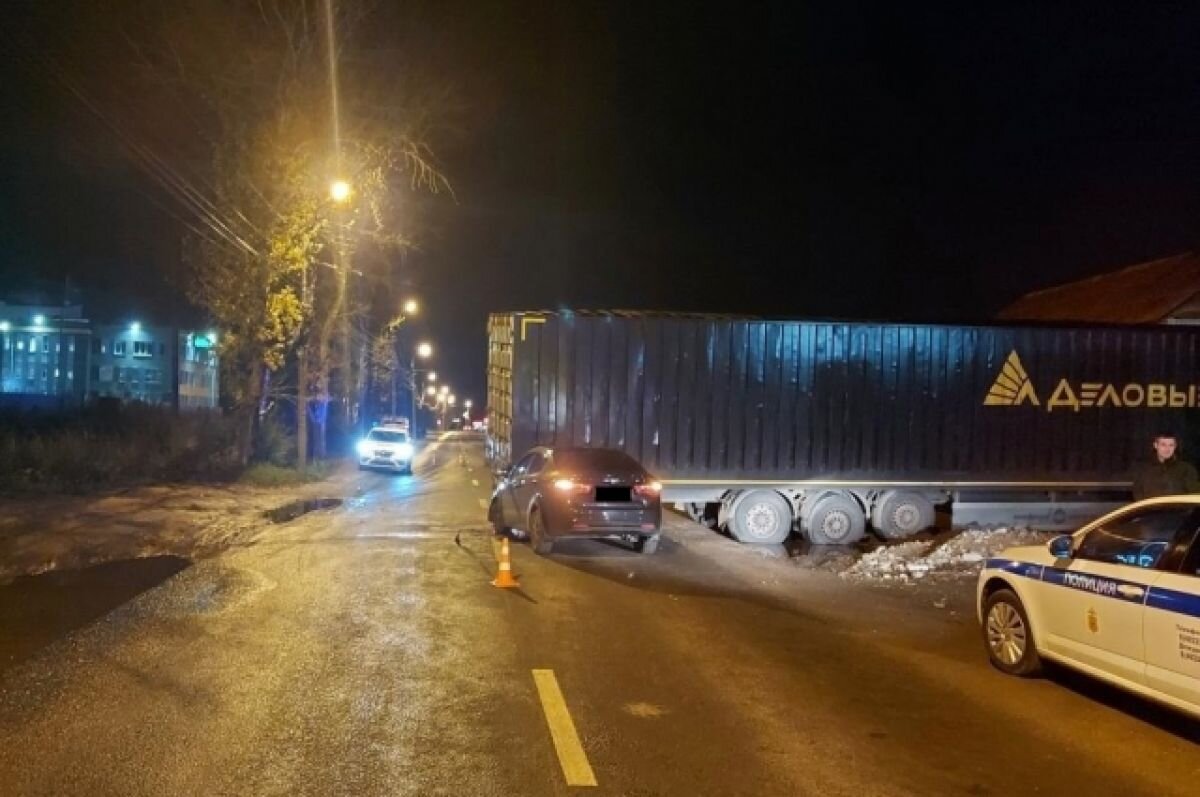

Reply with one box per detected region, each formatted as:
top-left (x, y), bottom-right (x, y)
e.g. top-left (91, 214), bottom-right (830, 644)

top-left (310, 259), bottom-right (345, 461)
top-left (296, 343), bottom-right (308, 469)
top-left (237, 358), bottom-right (265, 466)
top-left (337, 269), bottom-right (353, 442)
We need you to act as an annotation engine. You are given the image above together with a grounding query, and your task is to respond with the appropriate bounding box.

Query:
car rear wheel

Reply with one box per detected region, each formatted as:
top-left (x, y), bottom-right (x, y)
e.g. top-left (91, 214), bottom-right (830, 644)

top-left (488, 499), bottom-right (510, 537)
top-left (636, 534), bottom-right (661, 555)
top-left (529, 508), bottom-right (554, 555)
top-left (983, 589), bottom-right (1042, 677)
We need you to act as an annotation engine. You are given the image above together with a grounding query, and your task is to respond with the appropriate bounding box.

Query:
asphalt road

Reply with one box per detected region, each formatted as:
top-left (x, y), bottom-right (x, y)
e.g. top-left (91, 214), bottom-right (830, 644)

top-left (0, 433), bottom-right (1197, 796)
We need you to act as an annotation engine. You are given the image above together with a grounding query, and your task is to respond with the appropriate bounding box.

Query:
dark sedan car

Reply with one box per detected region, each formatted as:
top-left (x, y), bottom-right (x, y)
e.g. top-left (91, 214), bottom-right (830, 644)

top-left (488, 447), bottom-right (663, 555)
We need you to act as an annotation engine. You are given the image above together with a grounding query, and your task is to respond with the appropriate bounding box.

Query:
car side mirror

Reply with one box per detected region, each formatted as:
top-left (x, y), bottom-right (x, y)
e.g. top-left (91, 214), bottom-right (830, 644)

top-left (492, 465), bottom-right (510, 484)
top-left (1048, 534), bottom-right (1073, 560)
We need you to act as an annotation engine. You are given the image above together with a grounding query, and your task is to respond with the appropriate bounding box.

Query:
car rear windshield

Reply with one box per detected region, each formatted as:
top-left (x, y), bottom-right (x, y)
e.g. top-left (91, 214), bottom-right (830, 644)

top-left (555, 448), bottom-right (642, 471)
top-left (368, 430), bottom-right (408, 443)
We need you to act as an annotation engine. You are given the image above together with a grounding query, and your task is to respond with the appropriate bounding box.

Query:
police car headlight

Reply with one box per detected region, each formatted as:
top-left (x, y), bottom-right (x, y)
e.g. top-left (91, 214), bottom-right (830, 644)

top-left (397, 442), bottom-right (415, 459)
top-left (355, 440), bottom-right (372, 458)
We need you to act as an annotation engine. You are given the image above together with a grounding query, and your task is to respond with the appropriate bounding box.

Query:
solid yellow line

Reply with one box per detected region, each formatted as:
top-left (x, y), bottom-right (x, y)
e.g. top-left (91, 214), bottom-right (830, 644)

top-left (531, 669), bottom-right (597, 787)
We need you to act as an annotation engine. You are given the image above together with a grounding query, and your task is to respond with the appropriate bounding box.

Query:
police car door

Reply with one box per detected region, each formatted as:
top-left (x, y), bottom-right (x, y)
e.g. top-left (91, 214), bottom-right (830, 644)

top-left (1040, 503), bottom-right (1195, 686)
top-left (1143, 515), bottom-right (1200, 708)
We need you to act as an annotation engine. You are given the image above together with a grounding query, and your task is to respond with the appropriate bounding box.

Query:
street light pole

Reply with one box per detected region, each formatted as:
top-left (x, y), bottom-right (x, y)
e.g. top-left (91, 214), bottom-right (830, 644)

top-left (409, 352), bottom-right (417, 434)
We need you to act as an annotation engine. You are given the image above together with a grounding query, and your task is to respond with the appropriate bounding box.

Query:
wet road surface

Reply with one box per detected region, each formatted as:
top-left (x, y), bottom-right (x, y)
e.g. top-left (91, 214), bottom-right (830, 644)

top-left (0, 432), bottom-right (1196, 795)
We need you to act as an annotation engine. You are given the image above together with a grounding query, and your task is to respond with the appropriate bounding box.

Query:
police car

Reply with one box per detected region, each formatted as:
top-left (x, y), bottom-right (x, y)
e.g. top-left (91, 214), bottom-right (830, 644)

top-left (355, 426), bottom-right (415, 473)
top-left (978, 495), bottom-right (1200, 719)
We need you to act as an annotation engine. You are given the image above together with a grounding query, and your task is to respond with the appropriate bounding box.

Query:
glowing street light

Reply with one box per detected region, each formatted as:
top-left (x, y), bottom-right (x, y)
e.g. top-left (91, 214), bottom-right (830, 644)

top-left (439, 384), bottom-right (449, 396)
top-left (32, 314), bottom-right (45, 326)
top-left (330, 179), bottom-right (352, 203)
top-left (130, 322), bottom-right (142, 333)
top-left (448, 395), bottom-right (457, 406)
top-left (426, 371), bottom-right (437, 382)
top-left (0, 321), bottom-right (9, 332)
top-left (425, 385), bottom-right (437, 396)
top-left (208, 330), bottom-right (218, 344)
top-left (464, 399), bottom-right (473, 409)
top-left (403, 298), bottom-right (419, 315)
top-left (416, 342), bottom-right (433, 359)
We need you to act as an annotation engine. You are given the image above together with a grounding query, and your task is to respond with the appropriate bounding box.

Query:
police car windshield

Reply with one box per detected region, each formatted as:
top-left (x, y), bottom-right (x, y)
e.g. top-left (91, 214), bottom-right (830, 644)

top-left (367, 430), bottom-right (408, 443)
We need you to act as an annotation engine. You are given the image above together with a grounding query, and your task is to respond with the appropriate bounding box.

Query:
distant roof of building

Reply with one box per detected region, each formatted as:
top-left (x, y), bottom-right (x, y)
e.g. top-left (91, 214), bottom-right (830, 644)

top-left (998, 252), bottom-right (1200, 324)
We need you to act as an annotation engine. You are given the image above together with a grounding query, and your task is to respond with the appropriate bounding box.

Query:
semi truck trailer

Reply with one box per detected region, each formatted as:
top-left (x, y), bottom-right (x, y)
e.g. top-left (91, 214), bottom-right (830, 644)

top-left (486, 311), bottom-right (1199, 544)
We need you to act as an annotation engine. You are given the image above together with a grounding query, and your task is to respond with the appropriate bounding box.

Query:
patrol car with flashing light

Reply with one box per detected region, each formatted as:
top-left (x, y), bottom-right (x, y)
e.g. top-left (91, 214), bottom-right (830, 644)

top-left (356, 426), bottom-right (415, 474)
top-left (977, 495), bottom-right (1200, 719)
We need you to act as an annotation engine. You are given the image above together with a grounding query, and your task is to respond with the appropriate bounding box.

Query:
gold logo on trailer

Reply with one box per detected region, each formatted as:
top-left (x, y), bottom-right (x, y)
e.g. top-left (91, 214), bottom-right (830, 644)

top-left (983, 350), bottom-right (1200, 413)
top-left (984, 351), bottom-right (1040, 407)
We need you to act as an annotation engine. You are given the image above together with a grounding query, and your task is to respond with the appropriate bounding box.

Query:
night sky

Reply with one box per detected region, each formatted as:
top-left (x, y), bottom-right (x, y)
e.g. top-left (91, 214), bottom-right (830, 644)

top-left (3, 1), bottom-right (1200, 404)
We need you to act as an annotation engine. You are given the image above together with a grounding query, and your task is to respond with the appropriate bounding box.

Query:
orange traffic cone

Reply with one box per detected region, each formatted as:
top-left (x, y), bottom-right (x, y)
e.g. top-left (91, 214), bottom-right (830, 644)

top-left (492, 535), bottom-right (520, 585)
top-left (492, 537), bottom-right (520, 589)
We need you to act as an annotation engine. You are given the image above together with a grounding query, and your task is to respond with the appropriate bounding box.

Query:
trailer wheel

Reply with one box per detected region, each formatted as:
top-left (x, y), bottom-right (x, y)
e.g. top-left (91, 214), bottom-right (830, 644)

top-left (686, 502), bottom-right (720, 529)
top-left (636, 534), bottom-right (661, 555)
top-left (806, 494), bottom-right (866, 545)
top-left (728, 490), bottom-right (793, 544)
top-left (872, 491), bottom-right (935, 539)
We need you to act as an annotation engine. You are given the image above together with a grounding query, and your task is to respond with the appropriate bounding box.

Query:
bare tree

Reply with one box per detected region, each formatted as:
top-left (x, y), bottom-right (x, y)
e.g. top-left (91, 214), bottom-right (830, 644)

top-left (105, 0), bottom-right (455, 464)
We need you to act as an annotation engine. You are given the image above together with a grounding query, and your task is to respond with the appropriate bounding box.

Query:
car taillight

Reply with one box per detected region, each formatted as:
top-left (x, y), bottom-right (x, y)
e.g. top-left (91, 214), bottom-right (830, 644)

top-left (634, 481), bottom-right (663, 497)
top-left (553, 478), bottom-right (592, 494)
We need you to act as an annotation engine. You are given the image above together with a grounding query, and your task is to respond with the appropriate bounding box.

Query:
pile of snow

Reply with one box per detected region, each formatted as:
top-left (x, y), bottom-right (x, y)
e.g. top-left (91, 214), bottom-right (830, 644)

top-left (841, 527), bottom-right (1055, 583)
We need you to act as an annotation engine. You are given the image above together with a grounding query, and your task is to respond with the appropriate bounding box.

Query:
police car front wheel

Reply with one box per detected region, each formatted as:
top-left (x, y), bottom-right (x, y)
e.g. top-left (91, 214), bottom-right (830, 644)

top-left (983, 589), bottom-right (1042, 677)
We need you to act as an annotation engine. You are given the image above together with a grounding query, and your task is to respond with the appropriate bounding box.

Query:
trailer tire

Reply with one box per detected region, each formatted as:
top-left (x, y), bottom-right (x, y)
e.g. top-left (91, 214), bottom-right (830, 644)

top-left (806, 494), bottom-right (867, 545)
top-left (728, 490), bottom-right (793, 544)
top-left (872, 491), bottom-right (935, 539)
top-left (686, 502), bottom-right (720, 529)
top-left (636, 534), bottom-right (661, 555)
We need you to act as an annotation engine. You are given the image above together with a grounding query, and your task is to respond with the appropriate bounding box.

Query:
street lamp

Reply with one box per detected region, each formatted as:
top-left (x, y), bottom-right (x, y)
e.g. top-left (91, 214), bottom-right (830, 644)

top-left (426, 371), bottom-right (437, 382)
top-left (330, 179), bottom-right (352, 203)
top-left (130, 321), bottom-right (142, 334)
top-left (425, 384), bottom-right (437, 396)
top-left (403, 298), bottom-right (419, 315)
top-left (464, 399), bottom-right (473, 409)
top-left (448, 395), bottom-right (456, 406)
top-left (32, 314), bottom-right (45, 327)
top-left (416, 342), bottom-right (433, 359)
top-left (439, 384), bottom-right (449, 396)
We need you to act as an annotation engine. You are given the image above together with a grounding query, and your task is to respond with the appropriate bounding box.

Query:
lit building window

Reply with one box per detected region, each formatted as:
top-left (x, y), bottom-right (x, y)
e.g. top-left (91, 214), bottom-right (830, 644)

top-left (28, 338), bottom-right (36, 353)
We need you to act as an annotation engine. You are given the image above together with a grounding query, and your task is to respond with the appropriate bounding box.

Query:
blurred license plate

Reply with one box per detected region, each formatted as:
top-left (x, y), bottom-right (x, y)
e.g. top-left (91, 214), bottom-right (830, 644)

top-left (595, 486), bottom-right (632, 502)
top-left (375, 451), bottom-right (391, 458)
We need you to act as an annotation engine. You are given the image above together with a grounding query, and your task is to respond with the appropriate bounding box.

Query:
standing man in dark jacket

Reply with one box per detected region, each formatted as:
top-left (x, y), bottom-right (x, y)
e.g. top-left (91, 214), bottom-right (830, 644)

top-left (1132, 432), bottom-right (1200, 500)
